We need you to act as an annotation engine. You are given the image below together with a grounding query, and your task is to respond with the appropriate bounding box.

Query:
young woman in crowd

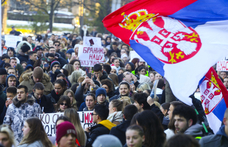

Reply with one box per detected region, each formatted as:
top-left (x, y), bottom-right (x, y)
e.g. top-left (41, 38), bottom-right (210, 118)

top-left (131, 110), bottom-right (166, 147)
top-left (64, 89), bottom-right (78, 110)
top-left (83, 93), bottom-right (96, 111)
top-left (109, 74), bottom-right (119, 90)
top-left (126, 125), bottom-right (145, 147)
top-left (0, 124), bottom-right (16, 147)
top-left (101, 79), bottom-right (115, 99)
top-left (18, 117), bottom-right (52, 147)
top-left (64, 108), bottom-right (86, 147)
top-left (56, 95), bottom-right (71, 112)
top-left (107, 99), bottom-right (125, 125)
top-left (69, 59), bottom-right (86, 76)
top-left (49, 79), bottom-right (68, 104)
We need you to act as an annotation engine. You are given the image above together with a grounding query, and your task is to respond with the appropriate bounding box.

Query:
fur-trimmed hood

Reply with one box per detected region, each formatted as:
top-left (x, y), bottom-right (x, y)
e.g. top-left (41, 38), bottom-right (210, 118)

top-left (21, 71), bottom-right (51, 84)
top-left (13, 94), bottom-right (36, 108)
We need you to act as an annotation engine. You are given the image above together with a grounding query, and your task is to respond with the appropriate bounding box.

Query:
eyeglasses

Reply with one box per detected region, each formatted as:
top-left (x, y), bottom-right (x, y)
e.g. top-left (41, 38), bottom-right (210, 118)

top-left (55, 44), bottom-right (60, 46)
top-left (91, 113), bottom-right (97, 116)
top-left (60, 103), bottom-right (67, 106)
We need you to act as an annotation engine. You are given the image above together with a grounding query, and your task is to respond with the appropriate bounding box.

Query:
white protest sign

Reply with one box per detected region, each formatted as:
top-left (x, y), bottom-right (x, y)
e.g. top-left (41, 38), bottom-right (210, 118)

top-left (39, 111), bottom-right (93, 136)
top-left (78, 45), bottom-right (104, 67)
top-left (5, 35), bottom-right (22, 48)
top-left (217, 60), bottom-right (228, 71)
top-left (84, 37), bottom-right (101, 47)
top-left (130, 51), bottom-right (145, 62)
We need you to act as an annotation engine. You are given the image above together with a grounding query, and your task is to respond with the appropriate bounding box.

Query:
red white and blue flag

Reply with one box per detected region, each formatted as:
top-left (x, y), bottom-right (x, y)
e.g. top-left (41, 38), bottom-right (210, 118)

top-left (103, 0), bottom-right (228, 105)
top-left (199, 67), bottom-right (228, 133)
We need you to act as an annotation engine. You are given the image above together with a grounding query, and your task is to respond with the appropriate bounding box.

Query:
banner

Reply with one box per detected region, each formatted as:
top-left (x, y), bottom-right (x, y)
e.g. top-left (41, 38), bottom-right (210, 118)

top-left (84, 37), bottom-right (102, 47)
top-left (78, 45), bottom-right (104, 67)
top-left (217, 60), bottom-right (228, 71)
top-left (5, 35), bottom-right (22, 48)
top-left (39, 111), bottom-right (93, 136)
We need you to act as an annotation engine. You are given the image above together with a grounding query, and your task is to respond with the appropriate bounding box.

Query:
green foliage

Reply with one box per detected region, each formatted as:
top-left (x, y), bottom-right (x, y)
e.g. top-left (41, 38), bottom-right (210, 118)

top-left (29, 11), bottom-right (49, 34)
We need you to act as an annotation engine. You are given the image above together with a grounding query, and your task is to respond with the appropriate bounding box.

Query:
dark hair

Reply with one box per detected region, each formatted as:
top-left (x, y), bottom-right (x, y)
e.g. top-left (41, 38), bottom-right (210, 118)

top-left (94, 104), bottom-right (109, 120)
top-left (4, 63), bottom-right (11, 68)
top-left (127, 125), bottom-right (144, 137)
top-left (86, 93), bottom-right (96, 101)
top-left (103, 64), bottom-right (111, 75)
top-left (164, 134), bottom-right (200, 147)
top-left (6, 87), bottom-right (17, 95)
top-left (157, 79), bottom-right (165, 89)
top-left (161, 102), bottom-right (170, 116)
top-left (138, 66), bottom-right (146, 73)
top-left (123, 105), bottom-right (138, 120)
top-left (111, 99), bottom-right (124, 112)
top-left (119, 81), bottom-right (130, 89)
top-left (57, 73), bottom-right (66, 78)
top-left (56, 95), bottom-right (71, 112)
top-left (7, 67), bottom-right (16, 73)
top-left (71, 83), bottom-right (79, 94)
top-left (111, 57), bottom-right (119, 63)
top-left (69, 59), bottom-right (81, 67)
top-left (121, 44), bottom-right (129, 50)
top-left (55, 116), bottom-right (71, 126)
top-left (94, 64), bottom-right (102, 72)
top-left (46, 53), bottom-right (55, 58)
top-left (28, 51), bottom-right (36, 56)
top-left (109, 74), bottom-right (119, 87)
top-left (17, 85), bottom-right (28, 93)
top-left (112, 42), bottom-right (118, 46)
top-left (54, 79), bottom-right (67, 88)
top-left (101, 79), bottom-right (114, 92)
top-left (131, 110), bottom-right (166, 147)
top-left (33, 82), bottom-right (45, 90)
top-left (133, 93), bottom-right (150, 110)
top-left (54, 40), bottom-right (60, 45)
top-left (61, 68), bottom-right (69, 77)
top-left (172, 105), bottom-right (197, 125)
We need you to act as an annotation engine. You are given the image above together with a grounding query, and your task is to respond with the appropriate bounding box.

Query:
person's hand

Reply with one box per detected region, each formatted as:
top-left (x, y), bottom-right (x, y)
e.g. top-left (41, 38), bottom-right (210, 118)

top-left (5, 99), bottom-right (12, 107)
top-left (130, 84), bottom-right (136, 92)
top-left (85, 127), bottom-right (91, 132)
top-left (82, 77), bottom-right (90, 85)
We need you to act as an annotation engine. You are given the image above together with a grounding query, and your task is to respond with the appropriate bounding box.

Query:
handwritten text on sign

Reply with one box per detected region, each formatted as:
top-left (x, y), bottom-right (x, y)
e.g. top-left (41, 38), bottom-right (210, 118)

top-left (217, 60), bottom-right (228, 71)
top-left (39, 111), bottom-right (93, 136)
top-left (78, 46), bottom-right (104, 67)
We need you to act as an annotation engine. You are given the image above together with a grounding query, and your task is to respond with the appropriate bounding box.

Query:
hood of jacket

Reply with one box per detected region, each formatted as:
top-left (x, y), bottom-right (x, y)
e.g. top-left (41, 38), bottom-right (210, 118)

top-left (217, 125), bottom-right (228, 138)
top-left (21, 71), bottom-right (51, 85)
top-left (98, 120), bottom-right (116, 130)
top-left (5, 74), bottom-right (19, 88)
top-left (13, 94), bottom-right (36, 108)
top-left (184, 123), bottom-right (203, 136)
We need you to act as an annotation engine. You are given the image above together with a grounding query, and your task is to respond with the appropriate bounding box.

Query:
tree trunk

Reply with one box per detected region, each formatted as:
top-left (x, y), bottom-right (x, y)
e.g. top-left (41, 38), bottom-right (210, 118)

top-left (49, 0), bottom-right (55, 32)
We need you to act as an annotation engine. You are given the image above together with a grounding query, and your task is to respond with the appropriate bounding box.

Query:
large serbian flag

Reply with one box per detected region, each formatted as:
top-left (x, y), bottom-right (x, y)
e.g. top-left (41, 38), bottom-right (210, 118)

top-left (103, 0), bottom-right (228, 105)
top-left (199, 67), bottom-right (228, 133)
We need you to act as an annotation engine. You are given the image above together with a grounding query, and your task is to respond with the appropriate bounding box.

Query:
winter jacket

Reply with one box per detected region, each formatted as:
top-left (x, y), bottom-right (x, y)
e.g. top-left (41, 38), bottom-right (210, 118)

top-left (3, 95), bottom-right (41, 144)
top-left (55, 53), bottom-right (67, 68)
top-left (17, 54), bottom-right (29, 64)
top-left (18, 140), bottom-right (44, 147)
top-left (31, 92), bottom-right (54, 113)
top-left (110, 120), bottom-right (131, 145)
top-left (47, 90), bottom-right (64, 104)
top-left (20, 72), bottom-right (54, 95)
top-left (0, 97), bottom-right (5, 124)
top-left (199, 125), bottom-right (228, 147)
top-left (184, 123), bottom-right (204, 138)
top-left (86, 120), bottom-right (116, 147)
top-left (74, 83), bottom-right (88, 108)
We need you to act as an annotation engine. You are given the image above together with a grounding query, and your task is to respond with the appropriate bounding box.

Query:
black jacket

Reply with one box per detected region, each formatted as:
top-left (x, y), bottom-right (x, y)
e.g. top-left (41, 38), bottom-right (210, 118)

top-left (74, 83), bottom-right (87, 108)
top-left (110, 120), bottom-right (131, 145)
top-left (86, 124), bottom-right (111, 147)
top-left (150, 104), bottom-right (164, 123)
top-left (31, 92), bottom-right (54, 113)
top-left (47, 90), bottom-right (62, 104)
top-left (17, 54), bottom-right (29, 64)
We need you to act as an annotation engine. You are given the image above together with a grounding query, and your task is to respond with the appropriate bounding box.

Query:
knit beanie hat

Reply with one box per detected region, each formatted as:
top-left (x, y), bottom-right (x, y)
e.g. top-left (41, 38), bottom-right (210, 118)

top-left (32, 67), bottom-right (43, 79)
top-left (56, 121), bottom-right (77, 143)
top-left (50, 61), bottom-right (60, 70)
top-left (127, 62), bottom-right (135, 71)
top-left (66, 48), bottom-right (74, 54)
top-left (95, 88), bottom-right (107, 98)
top-left (0, 68), bottom-right (7, 75)
top-left (92, 135), bottom-right (122, 147)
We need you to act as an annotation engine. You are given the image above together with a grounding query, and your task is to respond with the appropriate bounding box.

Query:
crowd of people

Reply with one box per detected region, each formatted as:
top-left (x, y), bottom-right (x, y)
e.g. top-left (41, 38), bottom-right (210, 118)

top-left (0, 31), bottom-right (228, 147)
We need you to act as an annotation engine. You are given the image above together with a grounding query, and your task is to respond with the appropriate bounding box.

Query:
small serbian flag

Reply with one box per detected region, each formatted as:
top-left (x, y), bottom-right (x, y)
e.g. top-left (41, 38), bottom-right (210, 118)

top-left (199, 67), bottom-right (228, 133)
top-left (103, 0), bottom-right (228, 105)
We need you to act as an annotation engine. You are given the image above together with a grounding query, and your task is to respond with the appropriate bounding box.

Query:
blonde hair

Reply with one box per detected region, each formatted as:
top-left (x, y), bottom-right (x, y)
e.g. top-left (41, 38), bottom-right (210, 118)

top-left (64, 108), bottom-right (86, 146)
top-left (0, 125), bottom-right (16, 147)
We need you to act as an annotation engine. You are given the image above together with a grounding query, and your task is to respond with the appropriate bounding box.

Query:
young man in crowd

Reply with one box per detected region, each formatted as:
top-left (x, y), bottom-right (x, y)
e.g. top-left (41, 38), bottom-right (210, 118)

top-left (3, 85), bottom-right (41, 144)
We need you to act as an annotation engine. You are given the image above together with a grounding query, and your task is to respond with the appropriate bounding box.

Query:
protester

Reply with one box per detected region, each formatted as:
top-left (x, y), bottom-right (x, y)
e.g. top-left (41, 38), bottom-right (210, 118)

top-left (64, 89), bottom-right (78, 110)
top-left (18, 118), bottom-right (52, 147)
top-left (107, 99), bottom-right (125, 125)
top-left (126, 125), bottom-right (145, 147)
top-left (0, 124), bottom-right (16, 147)
top-left (56, 95), bottom-right (71, 112)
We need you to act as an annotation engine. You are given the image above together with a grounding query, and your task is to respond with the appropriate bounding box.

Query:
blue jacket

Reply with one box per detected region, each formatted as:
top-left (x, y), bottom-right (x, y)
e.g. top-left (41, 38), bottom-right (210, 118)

top-left (199, 125), bottom-right (228, 147)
